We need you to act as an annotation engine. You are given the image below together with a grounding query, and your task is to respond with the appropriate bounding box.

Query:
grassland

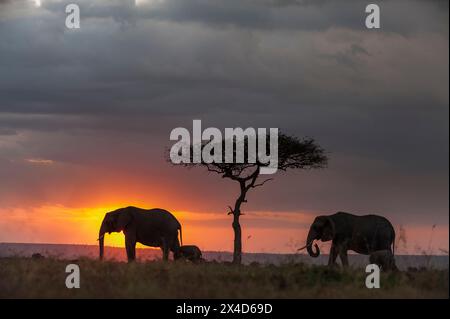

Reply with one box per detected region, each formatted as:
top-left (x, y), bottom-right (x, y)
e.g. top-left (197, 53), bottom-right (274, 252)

top-left (0, 257), bottom-right (448, 298)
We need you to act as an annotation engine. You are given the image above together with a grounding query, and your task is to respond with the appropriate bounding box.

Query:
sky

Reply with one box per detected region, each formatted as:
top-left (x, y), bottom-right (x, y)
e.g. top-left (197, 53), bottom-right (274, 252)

top-left (0, 0), bottom-right (448, 254)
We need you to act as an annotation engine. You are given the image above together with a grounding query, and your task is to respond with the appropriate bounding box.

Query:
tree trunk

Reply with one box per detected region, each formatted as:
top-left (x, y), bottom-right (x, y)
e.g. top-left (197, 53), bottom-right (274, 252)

top-left (232, 183), bottom-right (247, 264)
top-left (232, 212), bottom-right (242, 264)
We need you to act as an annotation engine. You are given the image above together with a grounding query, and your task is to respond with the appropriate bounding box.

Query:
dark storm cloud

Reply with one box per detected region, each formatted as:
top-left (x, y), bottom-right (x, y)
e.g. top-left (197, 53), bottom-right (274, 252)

top-left (0, 0), bottom-right (448, 225)
top-left (38, 0), bottom-right (449, 35)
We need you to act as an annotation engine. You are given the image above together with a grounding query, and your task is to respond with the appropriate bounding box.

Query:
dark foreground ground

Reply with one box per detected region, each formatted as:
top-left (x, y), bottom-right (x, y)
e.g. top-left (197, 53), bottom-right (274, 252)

top-left (0, 257), bottom-right (448, 298)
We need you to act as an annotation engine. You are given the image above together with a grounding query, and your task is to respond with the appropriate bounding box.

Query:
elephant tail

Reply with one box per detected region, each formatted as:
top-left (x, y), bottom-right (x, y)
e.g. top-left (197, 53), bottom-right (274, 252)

top-left (392, 229), bottom-right (396, 257)
top-left (392, 234), bottom-right (395, 257)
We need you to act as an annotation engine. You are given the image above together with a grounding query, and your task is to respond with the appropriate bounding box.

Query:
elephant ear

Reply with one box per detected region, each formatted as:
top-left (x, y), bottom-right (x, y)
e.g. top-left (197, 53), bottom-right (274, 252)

top-left (116, 208), bottom-right (133, 231)
top-left (320, 216), bottom-right (336, 241)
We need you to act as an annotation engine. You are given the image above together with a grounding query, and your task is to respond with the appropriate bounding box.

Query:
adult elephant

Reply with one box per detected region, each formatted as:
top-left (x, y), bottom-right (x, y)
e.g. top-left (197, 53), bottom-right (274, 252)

top-left (98, 206), bottom-right (182, 262)
top-left (303, 212), bottom-right (395, 267)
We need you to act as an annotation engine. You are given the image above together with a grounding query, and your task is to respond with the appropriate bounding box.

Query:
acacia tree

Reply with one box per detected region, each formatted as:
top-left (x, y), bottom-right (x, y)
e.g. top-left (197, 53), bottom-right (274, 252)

top-left (170, 133), bottom-right (327, 264)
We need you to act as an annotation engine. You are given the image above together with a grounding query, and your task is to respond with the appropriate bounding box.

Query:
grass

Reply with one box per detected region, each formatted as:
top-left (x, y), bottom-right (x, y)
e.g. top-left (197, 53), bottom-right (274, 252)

top-left (0, 257), bottom-right (448, 298)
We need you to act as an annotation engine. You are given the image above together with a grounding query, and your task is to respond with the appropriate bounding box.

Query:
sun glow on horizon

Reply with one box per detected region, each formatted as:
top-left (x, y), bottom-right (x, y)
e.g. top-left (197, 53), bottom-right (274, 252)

top-left (0, 204), bottom-right (448, 255)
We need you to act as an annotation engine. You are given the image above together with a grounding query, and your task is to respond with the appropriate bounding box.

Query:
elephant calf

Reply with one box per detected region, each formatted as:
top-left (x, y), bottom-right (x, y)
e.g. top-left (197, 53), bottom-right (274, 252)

top-left (175, 245), bottom-right (203, 263)
top-left (369, 250), bottom-right (398, 271)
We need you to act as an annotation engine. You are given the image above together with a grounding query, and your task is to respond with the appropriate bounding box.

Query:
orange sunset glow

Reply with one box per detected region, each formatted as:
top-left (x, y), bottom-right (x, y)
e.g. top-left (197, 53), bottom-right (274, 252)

top-left (0, 203), bottom-right (447, 255)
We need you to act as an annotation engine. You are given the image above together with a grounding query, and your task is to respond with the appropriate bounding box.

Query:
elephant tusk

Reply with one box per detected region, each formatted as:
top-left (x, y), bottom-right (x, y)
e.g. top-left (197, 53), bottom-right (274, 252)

top-left (297, 241), bottom-right (314, 251)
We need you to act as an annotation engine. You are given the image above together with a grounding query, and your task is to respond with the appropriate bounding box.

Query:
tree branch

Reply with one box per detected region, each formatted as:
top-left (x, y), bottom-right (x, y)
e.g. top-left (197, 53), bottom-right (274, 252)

top-left (251, 178), bottom-right (273, 188)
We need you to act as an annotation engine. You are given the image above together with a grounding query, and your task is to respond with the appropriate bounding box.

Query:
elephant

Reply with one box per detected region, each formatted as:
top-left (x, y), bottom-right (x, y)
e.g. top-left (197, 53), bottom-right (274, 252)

top-left (304, 211), bottom-right (395, 267)
top-left (369, 249), bottom-right (398, 271)
top-left (98, 206), bottom-right (182, 262)
top-left (174, 245), bottom-right (203, 263)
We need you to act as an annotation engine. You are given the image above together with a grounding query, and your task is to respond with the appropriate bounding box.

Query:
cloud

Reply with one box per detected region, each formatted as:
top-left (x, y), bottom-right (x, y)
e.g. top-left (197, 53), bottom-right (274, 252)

top-left (0, 0), bottom-right (448, 233)
top-left (25, 158), bottom-right (54, 165)
top-left (34, 0), bottom-right (448, 35)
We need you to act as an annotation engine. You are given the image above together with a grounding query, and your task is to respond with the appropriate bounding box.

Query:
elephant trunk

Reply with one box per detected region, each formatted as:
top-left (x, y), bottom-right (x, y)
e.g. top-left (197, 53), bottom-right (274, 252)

top-left (306, 229), bottom-right (320, 258)
top-left (98, 221), bottom-right (106, 260)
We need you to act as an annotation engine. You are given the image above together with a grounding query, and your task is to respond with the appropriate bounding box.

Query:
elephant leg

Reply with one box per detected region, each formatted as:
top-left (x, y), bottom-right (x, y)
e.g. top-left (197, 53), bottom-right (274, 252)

top-left (161, 238), bottom-right (169, 261)
top-left (125, 236), bottom-right (136, 262)
top-left (328, 244), bottom-right (339, 266)
top-left (339, 249), bottom-right (349, 267)
top-left (171, 234), bottom-right (181, 259)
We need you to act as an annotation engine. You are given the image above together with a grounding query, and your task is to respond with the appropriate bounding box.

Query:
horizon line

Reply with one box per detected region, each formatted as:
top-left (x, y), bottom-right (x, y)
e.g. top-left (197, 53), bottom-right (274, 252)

top-left (1, 242), bottom-right (448, 257)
